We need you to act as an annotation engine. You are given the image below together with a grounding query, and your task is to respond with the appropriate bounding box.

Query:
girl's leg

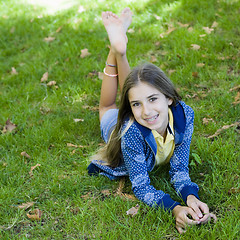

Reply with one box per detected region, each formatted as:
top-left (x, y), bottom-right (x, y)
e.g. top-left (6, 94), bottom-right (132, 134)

top-left (99, 9), bottom-right (132, 121)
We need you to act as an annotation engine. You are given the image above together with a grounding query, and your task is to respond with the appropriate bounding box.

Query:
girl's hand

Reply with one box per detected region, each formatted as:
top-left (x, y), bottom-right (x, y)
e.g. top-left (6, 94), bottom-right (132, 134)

top-left (172, 205), bottom-right (201, 234)
top-left (186, 195), bottom-right (217, 224)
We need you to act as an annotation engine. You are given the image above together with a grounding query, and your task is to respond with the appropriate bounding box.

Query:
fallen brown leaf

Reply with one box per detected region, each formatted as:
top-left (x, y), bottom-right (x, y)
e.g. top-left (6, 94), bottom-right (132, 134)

top-left (192, 72), bottom-right (199, 78)
top-left (177, 22), bottom-right (189, 28)
top-left (150, 55), bottom-right (157, 63)
top-left (80, 48), bottom-right (91, 58)
top-left (44, 36), bottom-right (55, 42)
top-left (56, 26), bottom-right (62, 33)
top-left (228, 187), bottom-right (240, 195)
top-left (191, 44), bottom-right (200, 50)
top-left (81, 192), bottom-right (92, 200)
top-left (15, 202), bottom-right (34, 210)
top-left (74, 118), bottom-right (84, 122)
top-left (11, 67), bottom-right (18, 75)
top-left (126, 204), bottom-right (139, 217)
top-left (29, 164), bottom-right (41, 177)
top-left (127, 28), bottom-right (135, 33)
top-left (47, 81), bottom-right (56, 86)
top-left (208, 121), bottom-right (240, 139)
top-left (196, 63), bottom-right (205, 67)
top-left (202, 117), bottom-right (215, 125)
top-left (40, 72), bottom-right (48, 82)
top-left (211, 21), bottom-right (218, 28)
top-left (26, 209), bottom-right (42, 221)
top-left (21, 151), bottom-right (31, 159)
top-left (202, 27), bottom-right (214, 34)
top-left (2, 119), bottom-right (17, 133)
top-left (229, 85), bottom-right (240, 92)
top-left (67, 143), bottom-right (86, 148)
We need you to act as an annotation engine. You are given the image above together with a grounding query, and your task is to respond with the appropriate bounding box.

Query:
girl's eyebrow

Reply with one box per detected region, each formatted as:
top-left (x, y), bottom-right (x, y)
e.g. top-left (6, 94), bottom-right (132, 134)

top-left (130, 94), bottom-right (159, 104)
top-left (147, 94), bottom-right (159, 99)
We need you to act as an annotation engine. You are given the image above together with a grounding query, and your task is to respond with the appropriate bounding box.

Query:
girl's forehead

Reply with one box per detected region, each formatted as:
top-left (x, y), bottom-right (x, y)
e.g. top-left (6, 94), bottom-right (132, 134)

top-left (128, 81), bottom-right (164, 100)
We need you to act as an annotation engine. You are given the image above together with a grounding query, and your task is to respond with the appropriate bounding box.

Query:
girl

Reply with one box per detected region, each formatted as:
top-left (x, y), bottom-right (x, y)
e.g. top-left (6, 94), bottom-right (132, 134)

top-left (88, 8), bottom-right (217, 234)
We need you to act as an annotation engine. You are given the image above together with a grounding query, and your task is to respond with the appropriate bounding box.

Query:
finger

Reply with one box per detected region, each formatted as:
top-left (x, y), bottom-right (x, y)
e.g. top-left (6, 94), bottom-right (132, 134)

top-left (190, 203), bottom-right (203, 219)
top-left (176, 226), bottom-right (186, 234)
top-left (199, 214), bottom-right (210, 224)
top-left (210, 213), bottom-right (217, 223)
top-left (186, 208), bottom-right (201, 223)
top-left (199, 203), bottom-right (209, 216)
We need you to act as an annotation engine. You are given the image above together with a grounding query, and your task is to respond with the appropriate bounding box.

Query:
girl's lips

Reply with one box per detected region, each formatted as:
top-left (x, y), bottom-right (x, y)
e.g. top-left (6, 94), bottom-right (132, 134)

top-left (145, 114), bottom-right (159, 124)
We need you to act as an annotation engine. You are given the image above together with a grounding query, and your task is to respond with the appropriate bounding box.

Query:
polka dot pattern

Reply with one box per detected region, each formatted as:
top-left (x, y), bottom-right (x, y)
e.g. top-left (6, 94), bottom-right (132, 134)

top-left (91, 101), bottom-right (199, 209)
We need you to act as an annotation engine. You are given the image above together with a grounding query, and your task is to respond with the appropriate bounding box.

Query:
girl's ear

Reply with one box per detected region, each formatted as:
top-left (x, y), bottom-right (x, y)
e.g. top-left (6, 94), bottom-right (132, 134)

top-left (167, 98), bottom-right (173, 106)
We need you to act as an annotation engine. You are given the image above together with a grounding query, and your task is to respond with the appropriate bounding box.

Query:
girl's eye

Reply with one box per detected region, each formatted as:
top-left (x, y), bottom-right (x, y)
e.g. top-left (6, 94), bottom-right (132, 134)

top-left (132, 102), bottom-right (140, 107)
top-left (149, 97), bottom-right (157, 102)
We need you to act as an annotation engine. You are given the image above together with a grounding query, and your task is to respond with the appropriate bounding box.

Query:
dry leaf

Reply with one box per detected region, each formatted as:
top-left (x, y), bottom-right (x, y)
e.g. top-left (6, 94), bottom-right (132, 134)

top-left (101, 190), bottom-right (111, 196)
top-left (192, 72), bottom-right (199, 78)
top-left (229, 85), bottom-right (240, 92)
top-left (29, 164), bottom-right (41, 177)
top-left (208, 121), bottom-right (240, 139)
top-left (44, 37), bottom-right (55, 42)
top-left (21, 151), bottom-right (31, 159)
top-left (211, 21), bottom-right (218, 28)
top-left (202, 117), bottom-right (215, 125)
top-left (166, 27), bottom-right (176, 35)
top-left (228, 187), bottom-right (240, 195)
top-left (81, 192), bottom-right (92, 200)
top-left (127, 28), bottom-right (135, 33)
top-left (80, 48), bottom-right (91, 58)
top-left (26, 209), bottom-right (42, 221)
top-left (233, 92), bottom-right (240, 105)
top-left (41, 72), bottom-right (48, 82)
top-left (47, 81), bottom-right (56, 86)
top-left (196, 63), bottom-right (205, 67)
top-left (56, 26), bottom-right (62, 33)
top-left (199, 34), bottom-right (206, 38)
top-left (168, 69), bottom-right (176, 75)
top-left (177, 22), bottom-right (189, 28)
top-left (11, 67), bottom-right (18, 75)
top-left (15, 202), bottom-right (34, 210)
top-left (150, 55), bottom-right (157, 63)
top-left (187, 27), bottom-right (193, 32)
top-left (191, 44), bottom-right (200, 50)
top-left (74, 118), bottom-right (84, 122)
top-left (202, 27), bottom-right (214, 34)
top-left (126, 204), bottom-right (139, 217)
top-left (67, 143), bottom-right (85, 148)
top-left (2, 119), bottom-right (17, 133)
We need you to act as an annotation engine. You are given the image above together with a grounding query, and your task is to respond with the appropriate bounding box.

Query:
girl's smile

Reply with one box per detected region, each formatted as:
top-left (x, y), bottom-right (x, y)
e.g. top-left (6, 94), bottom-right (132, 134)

top-left (128, 82), bottom-right (173, 137)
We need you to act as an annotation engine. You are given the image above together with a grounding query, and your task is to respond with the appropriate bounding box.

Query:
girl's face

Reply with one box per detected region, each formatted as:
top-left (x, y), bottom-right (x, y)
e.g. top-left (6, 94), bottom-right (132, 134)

top-left (128, 81), bottom-right (173, 137)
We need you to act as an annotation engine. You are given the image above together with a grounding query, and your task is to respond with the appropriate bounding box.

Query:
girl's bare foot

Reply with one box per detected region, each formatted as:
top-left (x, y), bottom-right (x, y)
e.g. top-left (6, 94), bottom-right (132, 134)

top-left (102, 11), bottom-right (127, 55)
top-left (120, 7), bottom-right (133, 33)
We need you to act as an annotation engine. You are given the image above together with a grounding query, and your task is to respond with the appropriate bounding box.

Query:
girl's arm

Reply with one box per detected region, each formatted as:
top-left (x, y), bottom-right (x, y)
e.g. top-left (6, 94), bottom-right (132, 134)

top-left (121, 123), bottom-right (180, 210)
top-left (169, 103), bottom-right (200, 202)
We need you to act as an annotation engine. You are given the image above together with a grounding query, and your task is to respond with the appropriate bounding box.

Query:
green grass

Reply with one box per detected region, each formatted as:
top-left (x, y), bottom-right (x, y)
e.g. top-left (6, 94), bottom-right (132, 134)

top-left (0, 0), bottom-right (239, 239)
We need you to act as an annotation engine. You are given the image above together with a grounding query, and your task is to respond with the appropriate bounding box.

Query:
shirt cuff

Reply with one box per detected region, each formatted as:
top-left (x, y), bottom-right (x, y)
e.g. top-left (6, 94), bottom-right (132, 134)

top-left (157, 194), bottom-right (181, 211)
top-left (180, 185), bottom-right (199, 203)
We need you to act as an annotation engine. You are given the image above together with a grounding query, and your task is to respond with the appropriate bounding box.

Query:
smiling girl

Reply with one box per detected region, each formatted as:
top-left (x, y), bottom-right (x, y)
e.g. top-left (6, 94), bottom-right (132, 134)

top-left (87, 8), bottom-right (217, 233)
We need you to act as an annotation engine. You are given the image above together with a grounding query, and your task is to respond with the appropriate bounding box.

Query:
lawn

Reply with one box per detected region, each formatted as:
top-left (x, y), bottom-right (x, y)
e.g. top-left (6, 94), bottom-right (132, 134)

top-left (0, 0), bottom-right (239, 239)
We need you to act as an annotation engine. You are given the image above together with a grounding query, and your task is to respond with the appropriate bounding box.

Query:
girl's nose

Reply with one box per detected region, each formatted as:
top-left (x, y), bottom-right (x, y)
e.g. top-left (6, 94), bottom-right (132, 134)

top-left (142, 103), bottom-right (150, 116)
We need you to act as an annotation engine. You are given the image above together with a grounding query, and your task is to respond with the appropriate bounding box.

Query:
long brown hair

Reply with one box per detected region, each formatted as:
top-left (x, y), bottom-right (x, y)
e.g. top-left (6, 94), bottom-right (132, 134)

top-left (92, 63), bottom-right (181, 168)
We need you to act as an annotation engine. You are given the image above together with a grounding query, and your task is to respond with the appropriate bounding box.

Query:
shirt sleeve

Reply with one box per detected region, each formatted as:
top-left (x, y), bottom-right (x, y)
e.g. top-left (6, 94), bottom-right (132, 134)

top-left (121, 124), bottom-right (180, 211)
top-left (169, 104), bottom-right (199, 203)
